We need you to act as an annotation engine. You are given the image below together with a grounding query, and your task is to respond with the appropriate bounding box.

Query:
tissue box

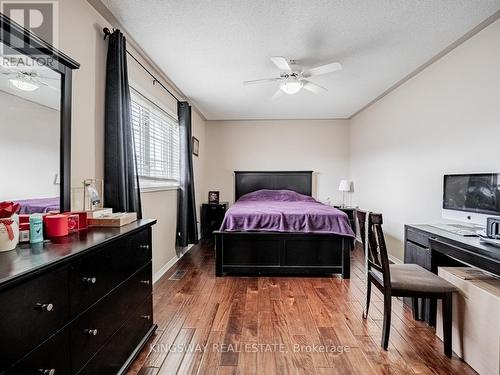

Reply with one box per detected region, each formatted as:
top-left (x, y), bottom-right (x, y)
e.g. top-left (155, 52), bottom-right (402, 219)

top-left (65, 214), bottom-right (79, 233)
top-left (88, 212), bottom-right (137, 227)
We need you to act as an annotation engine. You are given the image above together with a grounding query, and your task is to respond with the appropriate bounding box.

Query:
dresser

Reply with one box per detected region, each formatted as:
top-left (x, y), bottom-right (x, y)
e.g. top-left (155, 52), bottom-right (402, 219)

top-left (0, 219), bottom-right (157, 375)
top-left (201, 202), bottom-right (228, 239)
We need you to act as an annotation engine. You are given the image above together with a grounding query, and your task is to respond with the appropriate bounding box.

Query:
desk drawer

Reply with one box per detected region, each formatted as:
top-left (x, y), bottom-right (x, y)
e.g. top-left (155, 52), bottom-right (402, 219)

top-left (0, 266), bottom-right (69, 371)
top-left (70, 262), bottom-right (152, 372)
top-left (70, 228), bottom-right (151, 316)
top-left (6, 328), bottom-right (71, 375)
top-left (406, 241), bottom-right (431, 270)
top-left (406, 228), bottom-right (430, 248)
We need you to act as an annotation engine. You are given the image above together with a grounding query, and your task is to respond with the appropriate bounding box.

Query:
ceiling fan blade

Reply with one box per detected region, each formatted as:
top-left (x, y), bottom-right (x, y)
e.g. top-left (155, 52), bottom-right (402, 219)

top-left (303, 62), bottom-right (342, 77)
top-left (0, 66), bottom-right (14, 75)
top-left (37, 75), bottom-right (60, 81)
top-left (35, 79), bottom-right (59, 90)
top-left (270, 56), bottom-right (291, 71)
top-left (303, 81), bottom-right (328, 94)
top-left (243, 77), bottom-right (281, 86)
top-left (271, 88), bottom-right (284, 100)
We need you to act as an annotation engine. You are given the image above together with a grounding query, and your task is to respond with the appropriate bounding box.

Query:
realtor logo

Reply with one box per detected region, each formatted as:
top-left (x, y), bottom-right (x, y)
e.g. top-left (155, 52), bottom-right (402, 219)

top-left (1, 1), bottom-right (58, 55)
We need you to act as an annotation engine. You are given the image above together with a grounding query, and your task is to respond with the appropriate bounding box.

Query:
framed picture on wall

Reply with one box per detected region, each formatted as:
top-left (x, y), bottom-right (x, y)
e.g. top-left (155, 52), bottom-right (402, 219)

top-left (208, 191), bottom-right (220, 204)
top-left (192, 136), bottom-right (199, 157)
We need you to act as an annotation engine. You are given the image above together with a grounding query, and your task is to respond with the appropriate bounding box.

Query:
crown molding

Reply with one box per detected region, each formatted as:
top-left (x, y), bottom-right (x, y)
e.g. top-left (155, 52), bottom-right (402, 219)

top-left (86, 0), bottom-right (207, 121)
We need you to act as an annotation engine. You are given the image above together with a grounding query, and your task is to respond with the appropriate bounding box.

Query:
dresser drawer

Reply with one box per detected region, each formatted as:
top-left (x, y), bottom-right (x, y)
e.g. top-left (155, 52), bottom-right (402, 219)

top-left (113, 228), bottom-right (151, 279)
top-left (69, 246), bottom-right (114, 317)
top-left (0, 267), bottom-right (69, 371)
top-left (69, 228), bottom-right (152, 316)
top-left (77, 297), bottom-right (153, 375)
top-left (6, 328), bottom-right (71, 375)
top-left (70, 262), bottom-right (152, 372)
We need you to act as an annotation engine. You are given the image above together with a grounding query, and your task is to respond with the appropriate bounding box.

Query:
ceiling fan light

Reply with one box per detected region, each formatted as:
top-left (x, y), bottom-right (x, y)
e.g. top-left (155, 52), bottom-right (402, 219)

top-left (9, 77), bottom-right (39, 91)
top-left (280, 79), bottom-right (303, 94)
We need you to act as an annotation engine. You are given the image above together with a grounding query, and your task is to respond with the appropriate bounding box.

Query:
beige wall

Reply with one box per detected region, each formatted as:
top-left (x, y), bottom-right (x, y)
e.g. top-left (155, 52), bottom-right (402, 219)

top-left (205, 119), bottom-right (350, 205)
top-left (192, 110), bottom-right (207, 234)
top-left (349, 19), bottom-right (500, 260)
top-left (57, 0), bottom-right (206, 276)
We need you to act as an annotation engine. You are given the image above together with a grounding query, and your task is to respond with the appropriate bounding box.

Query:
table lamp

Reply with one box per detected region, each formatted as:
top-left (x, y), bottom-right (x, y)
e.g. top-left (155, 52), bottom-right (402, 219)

top-left (338, 180), bottom-right (350, 208)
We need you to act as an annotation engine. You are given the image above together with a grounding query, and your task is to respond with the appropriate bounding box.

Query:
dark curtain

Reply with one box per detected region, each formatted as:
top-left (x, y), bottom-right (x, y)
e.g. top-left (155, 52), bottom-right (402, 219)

top-left (176, 102), bottom-right (198, 247)
top-left (104, 29), bottom-right (142, 218)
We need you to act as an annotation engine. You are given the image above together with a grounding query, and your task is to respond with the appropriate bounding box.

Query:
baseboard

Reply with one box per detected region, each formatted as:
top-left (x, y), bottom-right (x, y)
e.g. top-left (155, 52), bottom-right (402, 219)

top-left (153, 244), bottom-right (193, 284)
top-left (389, 254), bottom-right (403, 264)
top-left (178, 244), bottom-right (193, 259)
top-left (354, 238), bottom-right (402, 265)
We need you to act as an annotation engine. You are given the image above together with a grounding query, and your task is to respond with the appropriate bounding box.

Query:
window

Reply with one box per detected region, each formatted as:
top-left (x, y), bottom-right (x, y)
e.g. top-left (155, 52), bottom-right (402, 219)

top-left (130, 88), bottom-right (180, 189)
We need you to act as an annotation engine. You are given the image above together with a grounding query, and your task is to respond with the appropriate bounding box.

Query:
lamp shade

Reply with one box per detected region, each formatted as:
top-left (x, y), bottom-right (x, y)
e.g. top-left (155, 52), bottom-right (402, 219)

top-left (338, 180), bottom-right (350, 192)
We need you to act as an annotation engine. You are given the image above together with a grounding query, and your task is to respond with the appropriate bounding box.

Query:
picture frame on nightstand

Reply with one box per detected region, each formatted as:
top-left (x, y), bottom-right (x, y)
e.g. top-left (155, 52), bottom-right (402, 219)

top-left (208, 191), bottom-right (220, 204)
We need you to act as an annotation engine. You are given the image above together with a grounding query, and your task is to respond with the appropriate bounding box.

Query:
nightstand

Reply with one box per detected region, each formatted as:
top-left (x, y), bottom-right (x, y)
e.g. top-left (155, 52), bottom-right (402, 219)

top-left (201, 202), bottom-right (228, 239)
top-left (334, 206), bottom-right (357, 231)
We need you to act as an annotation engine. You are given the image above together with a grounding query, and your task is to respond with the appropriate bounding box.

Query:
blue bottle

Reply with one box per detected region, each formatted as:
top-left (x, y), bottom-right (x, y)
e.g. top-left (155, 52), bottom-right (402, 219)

top-left (29, 214), bottom-right (44, 244)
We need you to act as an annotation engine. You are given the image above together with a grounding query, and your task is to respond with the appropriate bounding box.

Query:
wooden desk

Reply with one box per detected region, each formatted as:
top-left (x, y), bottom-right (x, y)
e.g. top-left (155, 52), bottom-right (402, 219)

top-left (404, 224), bottom-right (500, 325)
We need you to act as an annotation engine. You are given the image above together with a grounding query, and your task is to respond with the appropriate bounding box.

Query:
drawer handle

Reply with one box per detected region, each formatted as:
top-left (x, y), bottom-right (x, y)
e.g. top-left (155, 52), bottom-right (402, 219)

top-left (140, 315), bottom-right (151, 320)
top-left (38, 369), bottom-right (56, 375)
top-left (84, 328), bottom-right (98, 336)
top-left (82, 276), bottom-right (97, 284)
top-left (139, 244), bottom-right (150, 250)
top-left (35, 303), bottom-right (54, 312)
top-left (140, 280), bottom-right (150, 285)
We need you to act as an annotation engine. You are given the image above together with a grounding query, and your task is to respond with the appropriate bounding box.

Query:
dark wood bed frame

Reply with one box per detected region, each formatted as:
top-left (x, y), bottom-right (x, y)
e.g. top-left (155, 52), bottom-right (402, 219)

top-left (214, 171), bottom-right (352, 278)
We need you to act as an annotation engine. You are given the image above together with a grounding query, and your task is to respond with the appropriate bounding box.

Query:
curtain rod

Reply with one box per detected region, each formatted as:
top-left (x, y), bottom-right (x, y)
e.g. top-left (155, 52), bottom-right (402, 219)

top-left (103, 27), bottom-right (182, 103)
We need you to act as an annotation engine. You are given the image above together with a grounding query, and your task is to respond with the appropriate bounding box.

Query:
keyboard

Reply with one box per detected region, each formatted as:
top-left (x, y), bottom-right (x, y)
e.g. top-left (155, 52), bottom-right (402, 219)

top-left (431, 224), bottom-right (481, 237)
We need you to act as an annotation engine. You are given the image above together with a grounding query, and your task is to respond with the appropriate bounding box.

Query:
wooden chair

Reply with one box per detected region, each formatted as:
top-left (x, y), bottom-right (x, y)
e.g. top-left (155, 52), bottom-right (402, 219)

top-left (356, 211), bottom-right (456, 357)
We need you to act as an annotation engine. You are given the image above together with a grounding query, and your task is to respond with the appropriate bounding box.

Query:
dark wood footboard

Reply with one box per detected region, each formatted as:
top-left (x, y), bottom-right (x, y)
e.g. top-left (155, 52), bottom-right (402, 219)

top-left (214, 231), bottom-right (352, 278)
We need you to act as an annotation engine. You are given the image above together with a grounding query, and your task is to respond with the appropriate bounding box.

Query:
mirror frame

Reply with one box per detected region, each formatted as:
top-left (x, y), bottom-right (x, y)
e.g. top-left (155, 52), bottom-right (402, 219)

top-left (0, 13), bottom-right (80, 211)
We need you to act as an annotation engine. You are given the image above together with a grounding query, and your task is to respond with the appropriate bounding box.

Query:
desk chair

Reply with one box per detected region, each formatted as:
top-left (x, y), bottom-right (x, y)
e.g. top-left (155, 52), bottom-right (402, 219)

top-left (357, 211), bottom-right (456, 357)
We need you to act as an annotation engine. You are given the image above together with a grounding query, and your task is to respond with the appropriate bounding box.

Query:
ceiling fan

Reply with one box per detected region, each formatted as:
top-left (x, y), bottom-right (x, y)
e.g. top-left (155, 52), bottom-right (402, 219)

top-left (243, 56), bottom-right (342, 98)
top-left (0, 66), bottom-right (58, 92)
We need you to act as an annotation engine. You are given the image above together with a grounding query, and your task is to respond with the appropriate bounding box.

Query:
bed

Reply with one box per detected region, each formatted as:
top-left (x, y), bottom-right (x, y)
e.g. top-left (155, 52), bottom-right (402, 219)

top-left (214, 171), bottom-right (355, 278)
top-left (15, 197), bottom-right (60, 214)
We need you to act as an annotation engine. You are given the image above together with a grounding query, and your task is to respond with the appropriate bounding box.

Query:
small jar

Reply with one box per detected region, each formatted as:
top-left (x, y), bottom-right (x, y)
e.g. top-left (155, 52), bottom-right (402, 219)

top-left (19, 223), bottom-right (30, 243)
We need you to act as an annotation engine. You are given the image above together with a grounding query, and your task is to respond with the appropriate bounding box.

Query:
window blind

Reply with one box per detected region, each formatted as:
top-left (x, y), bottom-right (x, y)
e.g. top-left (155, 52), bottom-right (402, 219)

top-left (130, 89), bottom-right (180, 185)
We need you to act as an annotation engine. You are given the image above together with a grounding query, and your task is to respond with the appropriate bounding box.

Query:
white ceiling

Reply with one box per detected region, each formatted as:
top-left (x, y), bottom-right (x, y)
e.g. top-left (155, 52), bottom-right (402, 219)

top-left (101, 0), bottom-right (500, 120)
top-left (0, 59), bottom-right (60, 110)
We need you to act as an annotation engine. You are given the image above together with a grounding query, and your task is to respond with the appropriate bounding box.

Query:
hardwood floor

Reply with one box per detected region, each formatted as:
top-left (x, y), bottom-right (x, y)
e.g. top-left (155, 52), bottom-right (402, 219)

top-left (128, 241), bottom-right (477, 375)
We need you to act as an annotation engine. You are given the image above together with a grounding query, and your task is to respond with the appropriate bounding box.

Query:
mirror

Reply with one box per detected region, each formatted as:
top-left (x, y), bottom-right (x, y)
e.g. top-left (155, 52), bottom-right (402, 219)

top-left (0, 13), bottom-right (79, 214)
top-left (0, 44), bottom-right (62, 213)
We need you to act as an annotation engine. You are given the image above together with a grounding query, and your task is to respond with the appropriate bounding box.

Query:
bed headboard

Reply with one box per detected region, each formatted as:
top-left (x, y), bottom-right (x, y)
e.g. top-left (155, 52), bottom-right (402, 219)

top-left (234, 171), bottom-right (313, 201)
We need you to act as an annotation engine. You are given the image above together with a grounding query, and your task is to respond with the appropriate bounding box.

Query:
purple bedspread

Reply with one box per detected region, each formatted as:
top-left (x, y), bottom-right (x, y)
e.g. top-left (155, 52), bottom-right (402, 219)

top-left (220, 190), bottom-right (355, 237)
top-left (15, 197), bottom-right (60, 214)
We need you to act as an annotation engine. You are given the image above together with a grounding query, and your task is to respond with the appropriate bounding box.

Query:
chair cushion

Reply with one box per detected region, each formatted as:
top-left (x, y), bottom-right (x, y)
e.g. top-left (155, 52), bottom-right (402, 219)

top-left (370, 264), bottom-right (457, 293)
